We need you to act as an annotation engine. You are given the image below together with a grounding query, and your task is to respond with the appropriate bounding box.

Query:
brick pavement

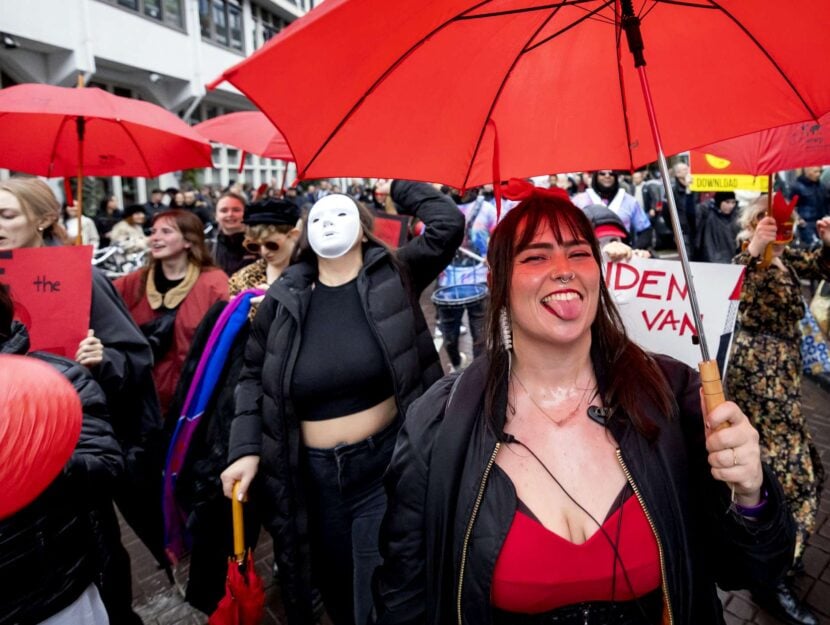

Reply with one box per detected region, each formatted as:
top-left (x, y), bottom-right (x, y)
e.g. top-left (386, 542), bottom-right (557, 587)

top-left (129, 374), bottom-right (830, 625)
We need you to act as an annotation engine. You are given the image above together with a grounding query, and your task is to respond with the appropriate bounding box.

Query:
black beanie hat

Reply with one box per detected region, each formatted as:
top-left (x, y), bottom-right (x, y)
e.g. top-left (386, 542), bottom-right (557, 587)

top-left (124, 204), bottom-right (147, 218)
top-left (243, 198), bottom-right (301, 226)
top-left (713, 191), bottom-right (736, 206)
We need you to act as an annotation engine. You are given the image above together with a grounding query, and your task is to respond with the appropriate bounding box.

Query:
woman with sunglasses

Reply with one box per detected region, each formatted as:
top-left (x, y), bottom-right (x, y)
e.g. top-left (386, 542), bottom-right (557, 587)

top-left (221, 181), bottom-right (464, 625)
top-left (167, 197), bottom-right (302, 614)
top-left (228, 197), bottom-right (302, 316)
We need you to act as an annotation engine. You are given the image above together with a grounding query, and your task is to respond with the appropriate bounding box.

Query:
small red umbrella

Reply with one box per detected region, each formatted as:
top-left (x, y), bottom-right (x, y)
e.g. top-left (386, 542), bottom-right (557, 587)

top-left (0, 82), bottom-right (212, 178)
top-left (209, 483), bottom-right (266, 625)
top-left (696, 113), bottom-right (830, 176)
top-left (0, 81), bottom-right (212, 243)
top-left (194, 111), bottom-right (294, 163)
top-left (0, 354), bottom-right (82, 519)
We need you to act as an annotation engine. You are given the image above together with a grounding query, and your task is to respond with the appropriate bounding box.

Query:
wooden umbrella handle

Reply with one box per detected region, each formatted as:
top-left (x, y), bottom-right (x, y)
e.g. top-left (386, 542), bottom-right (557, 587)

top-left (758, 242), bottom-right (774, 269)
top-left (699, 360), bottom-right (726, 423)
top-left (231, 482), bottom-right (245, 564)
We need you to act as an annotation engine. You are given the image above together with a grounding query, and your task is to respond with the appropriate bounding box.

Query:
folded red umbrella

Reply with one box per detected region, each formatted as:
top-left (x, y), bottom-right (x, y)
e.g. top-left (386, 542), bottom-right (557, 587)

top-left (0, 354), bottom-right (82, 519)
top-left (209, 483), bottom-right (265, 625)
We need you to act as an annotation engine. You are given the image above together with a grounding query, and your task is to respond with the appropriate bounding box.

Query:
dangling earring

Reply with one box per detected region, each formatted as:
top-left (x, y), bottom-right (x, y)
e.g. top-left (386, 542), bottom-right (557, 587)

top-left (37, 226), bottom-right (45, 232)
top-left (499, 307), bottom-right (512, 351)
top-left (500, 306), bottom-right (516, 415)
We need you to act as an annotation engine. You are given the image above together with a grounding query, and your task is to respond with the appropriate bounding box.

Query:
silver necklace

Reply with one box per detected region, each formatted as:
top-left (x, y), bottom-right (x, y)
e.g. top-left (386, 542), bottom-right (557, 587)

top-left (511, 370), bottom-right (597, 426)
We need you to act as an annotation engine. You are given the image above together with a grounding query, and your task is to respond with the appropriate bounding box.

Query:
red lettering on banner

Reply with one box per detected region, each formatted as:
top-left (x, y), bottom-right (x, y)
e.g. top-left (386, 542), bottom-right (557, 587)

top-left (642, 309), bottom-right (664, 331)
top-left (658, 309), bottom-right (680, 332)
top-left (636, 270), bottom-right (665, 300)
top-left (642, 308), bottom-right (702, 336)
top-left (612, 262), bottom-right (640, 290)
top-left (667, 273), bottom-right (688, 301)
top-left (680, 313), bottom-right (698, 336)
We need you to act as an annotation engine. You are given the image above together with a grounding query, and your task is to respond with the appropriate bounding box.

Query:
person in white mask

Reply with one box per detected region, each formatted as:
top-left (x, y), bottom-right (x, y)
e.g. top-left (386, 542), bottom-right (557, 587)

top-left (221, 180), bottom-right (464, 625)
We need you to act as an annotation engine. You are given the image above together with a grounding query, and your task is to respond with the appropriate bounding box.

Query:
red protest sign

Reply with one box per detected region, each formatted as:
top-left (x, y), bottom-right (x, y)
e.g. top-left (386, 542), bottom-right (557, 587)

top-left (0, 246), bottom-right (93, 358)
top-left (372, 213), bottom-right (411, 249)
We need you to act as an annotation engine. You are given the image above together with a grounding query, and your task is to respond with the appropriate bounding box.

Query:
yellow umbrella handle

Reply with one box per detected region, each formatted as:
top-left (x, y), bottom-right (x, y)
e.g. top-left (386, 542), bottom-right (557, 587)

top-left (232, 482), bottom-right (246, 564)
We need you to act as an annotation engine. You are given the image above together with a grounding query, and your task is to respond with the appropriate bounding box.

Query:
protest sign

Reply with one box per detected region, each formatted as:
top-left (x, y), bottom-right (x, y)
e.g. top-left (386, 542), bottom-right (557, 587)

top-left (606, 256), bottom-right (744, 374)
top-left (373, 213), bottom-right (411, 249)
top-left (0, 246), bottom-right (93, 358)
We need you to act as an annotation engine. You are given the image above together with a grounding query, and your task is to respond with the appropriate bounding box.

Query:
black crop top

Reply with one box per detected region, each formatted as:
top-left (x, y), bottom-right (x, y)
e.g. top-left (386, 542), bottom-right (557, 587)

top-left (291, 278), bottom-right (395, 421)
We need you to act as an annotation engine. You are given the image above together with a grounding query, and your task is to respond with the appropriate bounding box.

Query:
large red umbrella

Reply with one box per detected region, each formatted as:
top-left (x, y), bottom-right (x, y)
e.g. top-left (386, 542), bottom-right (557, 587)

top-left (0, 355), bottom-right (82, 519)
top-left (0, 82), bottom-right (212, 243)
top-left (208, 0), bottom-right (830, 189)
top-left (194, 111), bottom-right (294, 162)
top-left (695, 113), bottom-right (830, 176)
top-left (210, 0), bottom-right (830, 412)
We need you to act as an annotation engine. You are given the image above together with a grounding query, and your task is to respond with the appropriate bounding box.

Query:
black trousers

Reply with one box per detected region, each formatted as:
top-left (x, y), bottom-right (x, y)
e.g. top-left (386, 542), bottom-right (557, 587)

top-left (303, 418), bottom-right (400, 625)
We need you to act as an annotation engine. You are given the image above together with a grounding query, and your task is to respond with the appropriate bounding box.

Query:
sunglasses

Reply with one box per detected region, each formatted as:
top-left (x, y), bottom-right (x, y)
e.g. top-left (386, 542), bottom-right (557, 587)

top-left (597, 170), bottom-right (615, 177)
top-left (243, 240), bottom-right (280, 254)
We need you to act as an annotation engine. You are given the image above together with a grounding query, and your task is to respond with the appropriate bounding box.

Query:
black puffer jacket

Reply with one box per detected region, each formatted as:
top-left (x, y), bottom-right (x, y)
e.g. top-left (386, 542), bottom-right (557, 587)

top-left (0, 323), bottom-right (124, 625)
top-left (228, 180), bottom-right (464, 624)
top-left (372, 354), bottom-right (795, 625)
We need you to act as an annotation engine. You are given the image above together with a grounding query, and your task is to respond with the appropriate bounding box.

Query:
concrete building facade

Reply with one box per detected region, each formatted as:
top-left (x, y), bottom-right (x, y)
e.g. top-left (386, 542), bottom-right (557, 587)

top-left (0, 0), bottom-right (309, 205)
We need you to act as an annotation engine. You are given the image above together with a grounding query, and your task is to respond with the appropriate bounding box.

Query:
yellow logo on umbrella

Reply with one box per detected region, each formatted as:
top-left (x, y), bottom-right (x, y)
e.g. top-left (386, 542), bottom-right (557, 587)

top-left (704, 153), bottom-right (732, 169)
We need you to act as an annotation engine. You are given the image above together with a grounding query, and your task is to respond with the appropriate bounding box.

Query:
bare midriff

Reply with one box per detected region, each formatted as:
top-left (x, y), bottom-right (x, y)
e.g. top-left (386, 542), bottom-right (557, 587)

top-left (301, 395), bottom-right (397, 449)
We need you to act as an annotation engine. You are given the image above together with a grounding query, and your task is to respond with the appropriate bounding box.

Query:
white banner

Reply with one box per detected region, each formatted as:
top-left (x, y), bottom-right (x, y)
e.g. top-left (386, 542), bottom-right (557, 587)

top-left (605, 257), bottom-right (745, 374)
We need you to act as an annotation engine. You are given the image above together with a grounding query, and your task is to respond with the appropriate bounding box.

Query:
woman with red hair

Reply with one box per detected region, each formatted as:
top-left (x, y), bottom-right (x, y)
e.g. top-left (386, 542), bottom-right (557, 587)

top-left (115, 209), bottom-right (229, 419)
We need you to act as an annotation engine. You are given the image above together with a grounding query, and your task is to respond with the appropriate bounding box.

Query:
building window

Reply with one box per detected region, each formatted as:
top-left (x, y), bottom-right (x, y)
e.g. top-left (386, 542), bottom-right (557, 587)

top-left (100, 0), bottom-right (183, 28)
top-left (251, 4), bottom-right (288, 48)
top-left (200, 0), bottom-right (244, 52)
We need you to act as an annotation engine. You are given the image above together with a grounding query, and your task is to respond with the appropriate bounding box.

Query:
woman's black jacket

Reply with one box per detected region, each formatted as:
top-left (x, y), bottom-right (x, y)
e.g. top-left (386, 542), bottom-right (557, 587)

top-left (0, 322), bottom-right (124, 625)
top-left (372, 354), bottom-right (795, 625)
top-left (228, 180), bottom-right (464, 625)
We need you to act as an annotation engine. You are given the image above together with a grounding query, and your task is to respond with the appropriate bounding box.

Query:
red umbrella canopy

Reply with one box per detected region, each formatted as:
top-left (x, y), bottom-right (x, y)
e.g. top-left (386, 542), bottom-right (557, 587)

top-left (0, 83), bottom-right (212, 177)
top-left (0, 354), bottom-right (82, 519)
top-left (194, 111), bottom-right (294, 161)
top-left (211, 0), bottom-right (830, 188)
top-left (695, 113), bottom-right (830, 176)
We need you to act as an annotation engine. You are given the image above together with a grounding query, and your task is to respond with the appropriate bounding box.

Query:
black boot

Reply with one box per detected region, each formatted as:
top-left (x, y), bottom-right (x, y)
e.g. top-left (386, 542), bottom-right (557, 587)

top-left (754, 580), bottom-right (818, 625)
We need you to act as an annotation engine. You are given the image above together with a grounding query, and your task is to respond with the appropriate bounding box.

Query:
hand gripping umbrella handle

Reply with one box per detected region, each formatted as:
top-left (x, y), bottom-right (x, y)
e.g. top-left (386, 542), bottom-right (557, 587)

top-left (232, 482), bottom-right (246, 564)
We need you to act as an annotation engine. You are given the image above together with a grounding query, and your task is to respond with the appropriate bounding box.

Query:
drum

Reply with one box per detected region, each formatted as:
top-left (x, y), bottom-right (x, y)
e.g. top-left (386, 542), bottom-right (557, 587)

top-left (430, 284), bottom-right (488, 308)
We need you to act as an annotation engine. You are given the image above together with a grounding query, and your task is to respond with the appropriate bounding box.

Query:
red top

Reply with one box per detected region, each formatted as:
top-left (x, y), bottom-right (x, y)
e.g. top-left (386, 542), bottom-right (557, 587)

top-left (491, 496), bottom-right (661, 613)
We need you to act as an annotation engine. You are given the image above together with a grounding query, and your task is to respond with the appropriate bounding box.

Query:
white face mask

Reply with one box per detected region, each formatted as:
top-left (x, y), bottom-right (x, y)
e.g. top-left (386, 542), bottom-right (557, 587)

top-left (307, 194), bottom-right (361, 259)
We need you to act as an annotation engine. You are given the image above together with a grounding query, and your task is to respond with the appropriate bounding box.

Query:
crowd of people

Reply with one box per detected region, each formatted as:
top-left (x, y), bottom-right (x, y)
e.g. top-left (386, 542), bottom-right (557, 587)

top-left (1, 163), bottom-right (829, 625)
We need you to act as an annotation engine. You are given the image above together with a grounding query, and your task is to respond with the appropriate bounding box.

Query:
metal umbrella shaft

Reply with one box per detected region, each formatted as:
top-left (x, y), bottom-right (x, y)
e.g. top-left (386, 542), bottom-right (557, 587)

top-left (621, 1), bottom-right (725, 412)
top-left (75, 115), bottom-right (85, 246)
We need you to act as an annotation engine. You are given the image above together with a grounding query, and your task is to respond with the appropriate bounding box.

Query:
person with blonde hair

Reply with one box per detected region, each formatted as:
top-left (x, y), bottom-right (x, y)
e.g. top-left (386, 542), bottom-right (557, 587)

top-left (726, 194), bottom-right (830, 624)
top-left (228, 197), bottom-right (302, 316)
top-left (0, 176), bottom-right (161, 625)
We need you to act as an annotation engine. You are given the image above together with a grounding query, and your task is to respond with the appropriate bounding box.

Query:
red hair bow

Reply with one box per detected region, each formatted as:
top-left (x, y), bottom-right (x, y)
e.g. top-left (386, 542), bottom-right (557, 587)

top-left (500, 178), bottom-right (571, 203)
